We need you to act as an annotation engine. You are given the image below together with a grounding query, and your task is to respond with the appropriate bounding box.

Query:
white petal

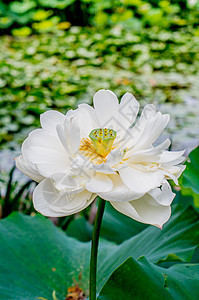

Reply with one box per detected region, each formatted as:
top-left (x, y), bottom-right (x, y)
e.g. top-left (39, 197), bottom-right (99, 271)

top-left (149, 181), bottom-right (175, 206)
top-left (22, 129), bottom-right (65, 154)
top-left (111, 195), bottom-right (171, 228)
top-left (126, 147), bottom-right (161, 163)
top-left (127, 105), bottom-right (170, 151)
top-left (164, 165), bottom-right (186, 184)
top-left (93, 89), bottom-right (119, 129)
top-left (33, 178), bottom-right (95, 217)
top-left (56, 122), bottom-right (72, 156)
top-left (159, 150), bottom-right (185, 165)
top-left (98, 174), bottom-right (144, 202)
top-left (112, 92), bottom-right (140, 140)
top-left (92, 162), bottom-right (116, 174)
top-left (119, 92), bottom-right (139, 129)
top-left (22, 129), bottom-right (69, 176)
top-left (40, 110), bottom-right (66, 135)
top-left (154, 138), bottom-right (171, 151)
top-left (126, 104), bottom-right (156, 148)
top-left (110, 201), bottom-right (144, 224)
top-left (51, 172), bottom-right (84, 193)
top-left (106, 149), bottom-right (124, 167)
top-left (119, 166), bottom-right (164, 194)
top-left (15, 155), bottom-right (44, 182)
top-left (70, 155), bottom-right (94, 178)
top-left (176, 165), bottom-right (186, 179)
top-left (86, 173), bottom-right (113, 193)
top-left (35, 162), bottom-right (70, 179)
top-left (135, 113), bottom-right (170, 150)
top-left (76, 103), bottom-right (99, 138)
top-left (57, 115), bottom-right (81, 156)
top-left (69, 116), bottom-right (81, 154)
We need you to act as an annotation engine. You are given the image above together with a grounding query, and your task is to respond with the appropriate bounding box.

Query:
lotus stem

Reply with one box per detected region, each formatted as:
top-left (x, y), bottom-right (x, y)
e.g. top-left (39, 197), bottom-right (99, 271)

top-left (89, 197), bottom-right (106, 300)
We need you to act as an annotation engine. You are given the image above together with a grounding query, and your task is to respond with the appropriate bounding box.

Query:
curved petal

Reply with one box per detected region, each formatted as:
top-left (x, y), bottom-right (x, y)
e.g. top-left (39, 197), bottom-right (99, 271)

top-left (118, 92), bottom-right (139, 133)
top-left (119, 166), bottom-right (164, 194)
top-left (110, 201), bottom-right (144, 224)
top-left (93, 89), bottom-right (119, 130)
top-left (106, 149), bottom-right (124, 168)
top-left (125, 104), bottom-right (156, 148)
top-left (33, 178), bottom-right (96, 217)
top-left (51, 172), bottom-right (85, 193)
top-left (164, 165), bottom-right (186, 184)
top-left (22, 129), bottom-right (69, 176)
top-left (127, 105), bottom-right (170, 151)
top-left (159, 150), bottom-right (185, 165)
top-left (15, 155), bottom-right (44, 183)
top-left (92, 163), bottom-right (116, 174)
top-left (98, 174), bottom-right (144, 202)
top-left (86, 173), bottom-right (113, 193)
top-left (125, 147), bottom-right (161, 163)
top-left (56, 123), bottom-right (72, 156)
top-left (40, 110), bottom-right (66, 135)
top-left (111, 194), bottom-right (171, 228)
top-left (154, 138), bottom-right (171, 151)
top-left (126, 139), bottom-right (171, 162)
top-left (149, 181), bottom-right (175, 206)
top-left (57, 114), bottom-right (80, 156)
top-left (76, 103), bottom-right (99, 138)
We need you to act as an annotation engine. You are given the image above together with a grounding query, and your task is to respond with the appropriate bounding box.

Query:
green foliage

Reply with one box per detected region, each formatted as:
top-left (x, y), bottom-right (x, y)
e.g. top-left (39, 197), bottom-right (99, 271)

top-left (0, 167), bottom-right (34, 218)
top-left (9, 1), bottom-right (36, 14)
top-left (32, 9), bottom-right (53, 21)
top-left (96, 205), bottom-right (199, 288)
top-left (38, 0), bottom-right (76, 9)
top-left (67, 216), bottom-right (93, 242)
top-left (182, 146), bottom-right (199, 194)
top-left (67, 202), bottom-right (147, 243)
top-left (0, 212), bottom-right (90, 299)
top-left (0, 0), bottom-right (198, 32)
top-left (0, 1), bottom-right (198, 149)
top-left (0, 25), bottom-right (199, 149)
top-left (179, 146), bottom-right (199, 208)
top-left (98, 257), bottom-right (199, 300)
top-left (32, 16), bottom-right (61, 32)
top-left (12, 26), bottom-right (32, 36)
top-left (0, 203), bottom-right (198, 299)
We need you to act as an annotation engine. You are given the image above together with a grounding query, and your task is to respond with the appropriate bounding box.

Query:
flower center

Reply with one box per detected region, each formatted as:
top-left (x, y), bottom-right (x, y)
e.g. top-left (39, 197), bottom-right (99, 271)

top-left (89, 128), bottom-right (117, 158)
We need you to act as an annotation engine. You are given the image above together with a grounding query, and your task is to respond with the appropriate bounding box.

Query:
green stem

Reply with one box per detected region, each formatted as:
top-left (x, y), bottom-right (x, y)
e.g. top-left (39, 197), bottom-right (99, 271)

top-left (89, 197), bottom-right (106, 300)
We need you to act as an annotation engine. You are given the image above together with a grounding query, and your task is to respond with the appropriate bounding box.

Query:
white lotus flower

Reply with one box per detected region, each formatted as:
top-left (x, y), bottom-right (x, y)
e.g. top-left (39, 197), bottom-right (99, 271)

top-left (16, 90), bottom-right (185, 228)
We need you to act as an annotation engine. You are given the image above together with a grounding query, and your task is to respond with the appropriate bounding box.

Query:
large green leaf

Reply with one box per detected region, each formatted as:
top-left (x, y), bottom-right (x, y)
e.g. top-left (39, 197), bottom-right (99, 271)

top-left (0, 213), bottom-right (90, 300)
top-left (0, 205), bottom-right (198, 299)
top-left (98, 256), bottom-right (199, 300)
top-left (97, 205), bottom-right (199, 289)
top-left (67, 216), bottom-right (93, 242)
top-left (182, 146), bottom-right (199, 194)
top-left (66, 202), bottom-right (147, 243)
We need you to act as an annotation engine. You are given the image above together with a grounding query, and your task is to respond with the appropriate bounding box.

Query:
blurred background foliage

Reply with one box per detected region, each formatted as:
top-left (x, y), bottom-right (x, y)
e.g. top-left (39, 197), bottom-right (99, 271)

top-left (0, 0), bottom-right (199, 33)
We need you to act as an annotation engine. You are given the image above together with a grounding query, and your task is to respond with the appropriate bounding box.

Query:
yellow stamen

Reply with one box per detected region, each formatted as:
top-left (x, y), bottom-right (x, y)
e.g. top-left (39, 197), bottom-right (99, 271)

top-left (79, 138), bottom-right (107, 164)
